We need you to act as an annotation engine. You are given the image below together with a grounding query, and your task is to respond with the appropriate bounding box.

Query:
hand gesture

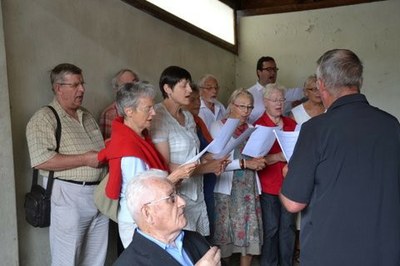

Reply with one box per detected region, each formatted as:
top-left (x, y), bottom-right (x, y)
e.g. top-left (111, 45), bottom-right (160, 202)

top-left (245, 157), bottom-right (267, 171)
top-left (168, 162), bottom-right (198, 184)
top-left (85, 151), bottom-right (102, 168)
top-left (195, 246), bottom-right (221, 266)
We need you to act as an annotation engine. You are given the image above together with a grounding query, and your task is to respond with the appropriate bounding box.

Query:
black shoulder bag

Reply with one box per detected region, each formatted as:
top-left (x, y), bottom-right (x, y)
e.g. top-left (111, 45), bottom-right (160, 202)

top-left (24, 106), bottom-right (61, 228)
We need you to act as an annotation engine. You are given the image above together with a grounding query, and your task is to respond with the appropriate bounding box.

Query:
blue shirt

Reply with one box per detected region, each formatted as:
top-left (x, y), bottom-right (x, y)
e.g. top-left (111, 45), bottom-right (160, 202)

top-left (136, 229), bottom-right (194, 266)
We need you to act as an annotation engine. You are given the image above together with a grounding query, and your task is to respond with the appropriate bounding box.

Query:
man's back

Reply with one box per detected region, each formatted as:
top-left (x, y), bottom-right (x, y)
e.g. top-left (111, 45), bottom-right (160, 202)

top-left (283, 93), bottom-right (400, 266)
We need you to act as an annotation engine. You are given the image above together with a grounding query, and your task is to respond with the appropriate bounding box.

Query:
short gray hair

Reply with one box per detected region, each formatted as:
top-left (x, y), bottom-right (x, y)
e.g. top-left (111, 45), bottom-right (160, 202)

top-left (197, 74), bottom-right (218, 89)
top-left (111, 69), bottom-right (139, 90)
top-left (115, 81), bottom-right (155, 117)
top-left (303, 74), bottom-right (317, 88)
top-left (126, 169), bottom-right (169, 222)
top-left (263, 83), bottom-right (286, 98)
top-left (316, 49), bottom-right (363, 94)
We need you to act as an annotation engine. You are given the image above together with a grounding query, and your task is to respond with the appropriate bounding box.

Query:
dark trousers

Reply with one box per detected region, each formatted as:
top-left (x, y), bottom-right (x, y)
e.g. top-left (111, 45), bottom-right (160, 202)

top-left (260, 193), bottom-right (296, 266)
top-left (204, 173), bottom-right (217, 243)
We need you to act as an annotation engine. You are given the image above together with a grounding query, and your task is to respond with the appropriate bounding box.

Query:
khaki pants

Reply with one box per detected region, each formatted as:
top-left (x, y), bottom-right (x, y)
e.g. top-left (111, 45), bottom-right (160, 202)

top-left (50, 180), bottom-right (109, 266)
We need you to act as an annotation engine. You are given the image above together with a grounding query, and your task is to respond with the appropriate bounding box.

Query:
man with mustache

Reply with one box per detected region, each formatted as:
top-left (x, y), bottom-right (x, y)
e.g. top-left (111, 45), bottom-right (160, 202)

top-left (26, 63), bottom-right (108, 265)
top-left (198, 74), bottom-right (226, 131)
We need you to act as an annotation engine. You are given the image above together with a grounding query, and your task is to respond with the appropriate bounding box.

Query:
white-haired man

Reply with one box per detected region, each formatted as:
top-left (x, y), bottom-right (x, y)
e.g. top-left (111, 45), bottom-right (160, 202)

top-left (114, 169), bottom-right (223, 266)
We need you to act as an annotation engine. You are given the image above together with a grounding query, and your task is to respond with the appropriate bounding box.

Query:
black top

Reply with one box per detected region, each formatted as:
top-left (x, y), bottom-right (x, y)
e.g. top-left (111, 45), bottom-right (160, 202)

top-left (282, 93), bottom-right (400, 266)
top-left (114, 230), bottom-right (219, 266)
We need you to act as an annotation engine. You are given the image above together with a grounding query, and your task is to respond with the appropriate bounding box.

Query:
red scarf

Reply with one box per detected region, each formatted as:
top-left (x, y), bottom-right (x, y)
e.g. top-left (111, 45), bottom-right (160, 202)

top-left (194, 115), bottom-right (213, 143)
top-left (98, 117), bottom-right (169, 199)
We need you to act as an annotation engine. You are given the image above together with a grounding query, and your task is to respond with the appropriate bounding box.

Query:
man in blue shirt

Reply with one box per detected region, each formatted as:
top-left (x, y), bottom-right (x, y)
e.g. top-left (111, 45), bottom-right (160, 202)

top-left (114, 169), bottom-right (222, 266)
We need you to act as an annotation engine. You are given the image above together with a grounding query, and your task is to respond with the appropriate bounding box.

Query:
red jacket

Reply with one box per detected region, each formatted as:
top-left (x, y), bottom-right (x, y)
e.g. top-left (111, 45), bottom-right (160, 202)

top-left (254, 113), bottom-right (297, 195)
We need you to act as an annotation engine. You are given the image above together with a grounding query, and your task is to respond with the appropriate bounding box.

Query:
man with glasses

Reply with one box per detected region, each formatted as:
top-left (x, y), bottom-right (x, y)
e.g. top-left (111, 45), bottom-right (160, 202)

top-left (99, 68), bottom-right (139, 140)
top-left (248, 56), bottom-right (304, 124)
top-left (198, 74), bottom-right (226, 130)
top-left (26, 63), bottom-right (108, 266)
top-left (114, 169), bottom-right (223, 266)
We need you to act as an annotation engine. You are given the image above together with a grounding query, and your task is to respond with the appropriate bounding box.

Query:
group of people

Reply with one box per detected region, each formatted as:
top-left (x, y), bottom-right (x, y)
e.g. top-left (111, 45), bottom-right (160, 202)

top-left (26, 48), bottom-right (400, 266)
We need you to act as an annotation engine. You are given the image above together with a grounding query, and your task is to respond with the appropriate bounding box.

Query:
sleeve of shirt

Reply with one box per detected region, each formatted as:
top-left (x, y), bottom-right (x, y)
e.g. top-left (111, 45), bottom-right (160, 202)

top-left (121, 157), bottom-right (148, 184)
top-left (26, 108), bottom-right (58, 167)
top-left (285, 87), bottom-right (304, 102)
top-left (281, 122), bottom-right (319, 204)
top-left (150, 110), bottom-right (169, 144)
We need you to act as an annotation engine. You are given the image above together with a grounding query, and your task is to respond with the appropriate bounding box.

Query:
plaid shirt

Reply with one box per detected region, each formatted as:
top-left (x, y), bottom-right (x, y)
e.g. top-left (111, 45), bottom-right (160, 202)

top-left (26, 99), bottom-right (105, 182)
top-left (99, 102), bottom-right (118, 140)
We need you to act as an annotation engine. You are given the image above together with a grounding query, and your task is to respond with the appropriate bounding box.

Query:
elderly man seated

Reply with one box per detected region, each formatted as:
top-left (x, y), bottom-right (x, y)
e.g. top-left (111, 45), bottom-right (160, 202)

top-left (114, 169), bottom-right (222, 266)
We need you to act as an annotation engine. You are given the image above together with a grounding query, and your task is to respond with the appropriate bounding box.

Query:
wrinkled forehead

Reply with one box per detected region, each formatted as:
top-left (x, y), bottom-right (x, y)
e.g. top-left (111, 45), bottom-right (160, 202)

top-left (147, 178), bottom-right (173, 195)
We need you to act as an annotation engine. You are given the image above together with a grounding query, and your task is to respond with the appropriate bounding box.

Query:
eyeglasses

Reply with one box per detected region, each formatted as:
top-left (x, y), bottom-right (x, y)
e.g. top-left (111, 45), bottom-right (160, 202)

top-left (58, 81), bottom-right (85, 89)
top-left (137, 105), bottom-right (155, 115)
top-left (143, 191), bottom-right (179, 206)
top-left (266, 98), bottom-right (286, 103)
top-left (233, 103), bottom-right (254, 111)
top-left (306, 87), bottom-right (319, 93)
top-left (260, 67), bottom-right (279, 73)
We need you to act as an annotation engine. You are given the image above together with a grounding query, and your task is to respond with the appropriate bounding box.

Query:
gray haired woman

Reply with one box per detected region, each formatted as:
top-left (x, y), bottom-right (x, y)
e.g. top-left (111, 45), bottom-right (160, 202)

top-left (98, 81), bottom-right (196, 248)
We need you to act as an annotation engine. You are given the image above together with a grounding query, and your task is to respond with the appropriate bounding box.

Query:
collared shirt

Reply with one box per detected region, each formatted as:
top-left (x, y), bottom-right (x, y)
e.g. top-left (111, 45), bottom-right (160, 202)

top-left (151, 103), bottom-right (201, 201)
top-left (26, 99), bottom-right (105, 182)
top-left (99, 102), bottom-right (118, 140)
top-left (248, 81), bottom-right (304, 124)
top-left (281, 93), bottom-right (400, 266)
top-left (198, 98), bottom-right (226, 130)
top-left (136, 229), bottom-right (194, 266)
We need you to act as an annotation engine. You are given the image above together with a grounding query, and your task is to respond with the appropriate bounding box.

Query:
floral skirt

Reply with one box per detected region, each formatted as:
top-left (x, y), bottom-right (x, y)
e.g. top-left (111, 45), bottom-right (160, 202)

top-left (213, 169), bottom-right (263, 257)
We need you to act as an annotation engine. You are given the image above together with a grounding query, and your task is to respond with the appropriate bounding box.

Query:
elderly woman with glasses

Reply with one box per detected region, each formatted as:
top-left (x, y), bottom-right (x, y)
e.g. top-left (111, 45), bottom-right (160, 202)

top-left (254, 83), bottom-right (297, 266)
top-left (290, 74), bottom-right (325, 125)
top-left (98, 82), bottom-right (197, 248)
top-left (210, 88), bottom-right (267, 266)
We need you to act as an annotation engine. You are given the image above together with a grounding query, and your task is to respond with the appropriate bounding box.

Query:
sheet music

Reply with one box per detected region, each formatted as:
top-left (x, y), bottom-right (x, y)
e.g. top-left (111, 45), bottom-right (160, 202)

top-left (213, 127), bottom-right (256, 159)
top-left (273, 129), bottom-right (300, 161)
top-left (207, 118), bottom-right (240, 154)
top-left (242, 125), bottom-right (278, 157)
top-left (184, 143), bottom-right (211, 164)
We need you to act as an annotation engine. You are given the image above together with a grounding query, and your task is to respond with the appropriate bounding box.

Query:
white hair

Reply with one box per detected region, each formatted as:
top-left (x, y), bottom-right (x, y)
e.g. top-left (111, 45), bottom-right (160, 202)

top-left (125, 169), bottom-right (169, 222)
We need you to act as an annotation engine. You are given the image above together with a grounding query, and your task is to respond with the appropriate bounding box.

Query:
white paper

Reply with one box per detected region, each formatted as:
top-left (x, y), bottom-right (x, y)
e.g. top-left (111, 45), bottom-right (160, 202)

top-left (213, 127), bottom-right (256, 159)
top-left (273, 129), bottom-right (300, 161)
top-left (242, 125), bottom-right (278, 157)
top-left (184, 143), bottom-right (211, 164)
top-left (207, 118), bottom-right (240, 154)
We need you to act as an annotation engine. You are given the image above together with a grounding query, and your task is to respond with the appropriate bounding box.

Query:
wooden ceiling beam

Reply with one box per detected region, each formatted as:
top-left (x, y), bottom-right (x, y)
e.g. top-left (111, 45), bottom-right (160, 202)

top-left (237, 0), bottom-right (385, 16)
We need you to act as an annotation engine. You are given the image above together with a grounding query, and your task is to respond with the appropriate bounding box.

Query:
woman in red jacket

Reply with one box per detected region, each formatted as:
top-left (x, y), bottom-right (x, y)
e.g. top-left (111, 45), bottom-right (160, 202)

top-left (254, 83), bottom-right (297, 266)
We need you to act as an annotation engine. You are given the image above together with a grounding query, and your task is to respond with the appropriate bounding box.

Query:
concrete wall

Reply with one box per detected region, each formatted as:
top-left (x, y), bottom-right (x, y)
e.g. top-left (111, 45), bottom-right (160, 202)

top-left (0, 2), bottom-right (19, 265)
top-left (236, 0), bottom-right (400, 119)
top-left (1, 0), bottom-right (399, 265)
top-left (1, 0), bottom-right (235, 265)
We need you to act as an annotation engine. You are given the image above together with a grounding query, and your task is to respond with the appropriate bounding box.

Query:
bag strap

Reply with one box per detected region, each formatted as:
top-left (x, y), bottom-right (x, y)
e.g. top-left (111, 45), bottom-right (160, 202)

top-left (31, 105), bottom-right (62, 198)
